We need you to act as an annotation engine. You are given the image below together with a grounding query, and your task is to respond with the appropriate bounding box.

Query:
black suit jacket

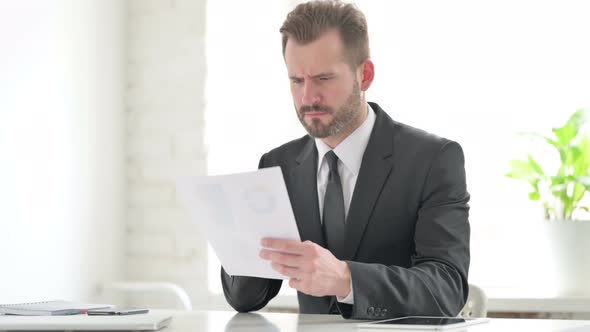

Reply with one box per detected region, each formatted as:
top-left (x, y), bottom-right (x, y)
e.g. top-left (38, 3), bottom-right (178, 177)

top-left (221, 102), bottom-right (470, 320)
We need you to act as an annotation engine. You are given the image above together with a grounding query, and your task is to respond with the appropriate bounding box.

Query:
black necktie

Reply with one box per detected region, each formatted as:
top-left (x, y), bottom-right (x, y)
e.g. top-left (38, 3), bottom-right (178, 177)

top-left (323, 151), bottom-right (346, 259)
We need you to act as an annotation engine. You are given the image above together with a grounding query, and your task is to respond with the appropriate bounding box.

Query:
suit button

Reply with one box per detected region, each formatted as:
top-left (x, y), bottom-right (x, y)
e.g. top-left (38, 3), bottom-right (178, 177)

top-left (375, 307), bottom-right (381, 315)
top-left (367, 306), bottom-right (375, 315)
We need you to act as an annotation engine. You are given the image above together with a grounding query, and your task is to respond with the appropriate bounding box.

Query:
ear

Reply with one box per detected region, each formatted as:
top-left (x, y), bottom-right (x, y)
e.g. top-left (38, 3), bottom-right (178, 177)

top-left (359, 59), bottom-right (374, 91)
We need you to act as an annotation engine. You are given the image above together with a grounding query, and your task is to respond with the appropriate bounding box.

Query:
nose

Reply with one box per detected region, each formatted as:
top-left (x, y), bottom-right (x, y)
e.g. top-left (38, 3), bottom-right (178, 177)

top-left (301, 80), bottom-right (321, 106)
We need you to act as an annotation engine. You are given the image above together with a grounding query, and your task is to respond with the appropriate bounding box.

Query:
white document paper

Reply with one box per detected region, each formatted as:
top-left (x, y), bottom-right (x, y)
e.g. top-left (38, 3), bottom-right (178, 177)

top-left (176, 167), bottom-right (301, 279)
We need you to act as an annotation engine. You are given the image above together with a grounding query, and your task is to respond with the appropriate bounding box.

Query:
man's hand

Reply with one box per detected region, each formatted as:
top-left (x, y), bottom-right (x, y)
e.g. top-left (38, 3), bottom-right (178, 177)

top-left (259, 238), bottom-right (351, 298)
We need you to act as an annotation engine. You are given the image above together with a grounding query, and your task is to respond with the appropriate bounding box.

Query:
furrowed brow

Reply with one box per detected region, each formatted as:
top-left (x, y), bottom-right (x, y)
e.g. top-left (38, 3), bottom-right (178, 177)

top-left (312, 72), bottom-right (335, 79)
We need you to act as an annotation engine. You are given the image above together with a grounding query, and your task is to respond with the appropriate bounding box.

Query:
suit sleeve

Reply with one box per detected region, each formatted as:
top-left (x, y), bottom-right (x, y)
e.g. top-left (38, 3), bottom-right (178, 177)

top-left (220, 153), bottom-right (283, 312)
top-left (337, 141), bottom-right (470, 319)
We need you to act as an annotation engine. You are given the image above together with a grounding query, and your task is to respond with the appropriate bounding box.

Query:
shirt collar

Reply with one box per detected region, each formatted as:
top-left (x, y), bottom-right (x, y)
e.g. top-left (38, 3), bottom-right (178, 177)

top-left (315, 103), bottom-right (377, 176)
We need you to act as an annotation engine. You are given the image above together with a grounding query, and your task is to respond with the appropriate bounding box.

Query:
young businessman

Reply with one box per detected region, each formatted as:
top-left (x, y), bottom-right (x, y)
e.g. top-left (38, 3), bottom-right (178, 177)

top-left (221, 0), bottom-right (470, 320)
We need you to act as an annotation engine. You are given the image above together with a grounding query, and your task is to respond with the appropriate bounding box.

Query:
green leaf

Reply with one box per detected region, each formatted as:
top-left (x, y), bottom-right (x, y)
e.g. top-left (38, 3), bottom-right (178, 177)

top-left (527, 155), bottom-right (544, 175)
top-left (565, 108), bottom-right (590, 132)
top-left (552, 123), bottom-right (577, 147)
top-left (573, 136), bottom-right (590, 176)
top-left (564, 146), bottom-right (578, 169)
top-left (518, 132), bottom-right (561, 149)
top-left (572, 182), bottom-right (585, 203)
top-left (506, 159), bottom-right (541, 182)
top-left (529, 192), bottom-right (541, 200)
top-left (550, 175), bottom-right (566, 186)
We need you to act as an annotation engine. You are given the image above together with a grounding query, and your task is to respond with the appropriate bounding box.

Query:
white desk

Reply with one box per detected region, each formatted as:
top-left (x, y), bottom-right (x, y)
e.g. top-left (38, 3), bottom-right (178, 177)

top-left (488, 297), bottom-right (590, 313)
top-left (1, 310), bottom-right (588, 331)
top-left (164, 310), bottom-right (589, 332)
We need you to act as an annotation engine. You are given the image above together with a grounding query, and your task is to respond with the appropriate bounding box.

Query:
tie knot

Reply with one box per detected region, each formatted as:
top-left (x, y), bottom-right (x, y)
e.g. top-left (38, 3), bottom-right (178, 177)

top-left (325, 150), bottom-right (339, 171)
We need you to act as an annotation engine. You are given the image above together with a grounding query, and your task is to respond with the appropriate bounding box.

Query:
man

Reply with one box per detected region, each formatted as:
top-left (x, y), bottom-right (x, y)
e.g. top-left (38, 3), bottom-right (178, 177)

top-left (221, 0), bottom-right (470, 320)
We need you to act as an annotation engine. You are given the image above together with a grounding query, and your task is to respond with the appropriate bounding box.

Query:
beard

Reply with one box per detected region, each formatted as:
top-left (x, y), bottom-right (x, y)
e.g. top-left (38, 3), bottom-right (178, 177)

top-left (296, 81), bottom-right (362, 139)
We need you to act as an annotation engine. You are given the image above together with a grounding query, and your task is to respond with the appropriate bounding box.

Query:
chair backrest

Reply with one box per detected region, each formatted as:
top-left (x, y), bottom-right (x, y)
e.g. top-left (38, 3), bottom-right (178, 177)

top-left (98, 281), bottom-right (193, 311)
top-left (459, 284), bottom-right (488, 318)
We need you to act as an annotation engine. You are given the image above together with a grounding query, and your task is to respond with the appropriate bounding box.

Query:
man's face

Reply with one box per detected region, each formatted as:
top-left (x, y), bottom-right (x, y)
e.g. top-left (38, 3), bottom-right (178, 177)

top-left (285, 30), bottom-right (363, 139)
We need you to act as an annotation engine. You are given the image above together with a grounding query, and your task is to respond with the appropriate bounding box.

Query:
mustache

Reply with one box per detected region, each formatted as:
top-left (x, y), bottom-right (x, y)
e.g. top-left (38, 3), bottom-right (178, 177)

top-left (299, 104), bottom-right (333, 114)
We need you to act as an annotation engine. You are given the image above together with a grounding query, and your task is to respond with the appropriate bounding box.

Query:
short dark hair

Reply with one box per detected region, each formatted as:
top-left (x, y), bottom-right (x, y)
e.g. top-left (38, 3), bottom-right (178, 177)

top-left (280, 0), bottom-right (370, 68)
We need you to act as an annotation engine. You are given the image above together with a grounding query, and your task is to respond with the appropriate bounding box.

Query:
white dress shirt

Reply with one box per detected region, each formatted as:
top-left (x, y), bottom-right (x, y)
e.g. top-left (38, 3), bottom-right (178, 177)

top-left (314, 103), bottom-right (376, 305)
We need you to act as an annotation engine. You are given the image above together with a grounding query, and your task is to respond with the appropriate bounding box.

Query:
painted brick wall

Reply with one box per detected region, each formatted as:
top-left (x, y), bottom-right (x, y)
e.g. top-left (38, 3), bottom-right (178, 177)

top-left (125, 0), bottom-right (210, 309)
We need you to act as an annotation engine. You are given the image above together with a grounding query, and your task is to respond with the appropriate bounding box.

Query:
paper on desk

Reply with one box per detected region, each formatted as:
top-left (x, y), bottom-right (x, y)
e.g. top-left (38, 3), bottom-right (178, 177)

top-left (176, 167), bottom-right (301, 280)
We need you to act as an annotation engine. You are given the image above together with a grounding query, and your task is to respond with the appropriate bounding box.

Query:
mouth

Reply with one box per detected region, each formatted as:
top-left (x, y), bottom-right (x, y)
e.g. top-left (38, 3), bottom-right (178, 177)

top-left (304, 111), bottom-right (328, 118)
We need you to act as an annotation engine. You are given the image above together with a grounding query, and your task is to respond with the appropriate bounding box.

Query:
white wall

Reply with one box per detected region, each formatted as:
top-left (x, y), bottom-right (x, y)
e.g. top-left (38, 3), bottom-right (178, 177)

top-left (0, 0), bottom-right (125, 302)
top-left (125, 0), bottom-right (210, 309)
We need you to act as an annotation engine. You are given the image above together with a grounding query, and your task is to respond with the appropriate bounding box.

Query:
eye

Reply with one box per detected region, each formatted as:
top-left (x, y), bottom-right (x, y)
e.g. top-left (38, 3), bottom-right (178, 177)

top-left (291, 78), bottom-right (303, 85)
top-left (319, 76), bottom-right (331, 81)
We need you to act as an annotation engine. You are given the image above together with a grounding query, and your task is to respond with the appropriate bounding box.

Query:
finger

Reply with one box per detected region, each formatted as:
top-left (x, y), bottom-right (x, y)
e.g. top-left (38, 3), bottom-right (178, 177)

top-left (288, 277), bottom-right (310, 295)
top-left (261, 238), bottom-right (307, 254)
top-left (259, 250), bottom-right (303, 268)
top-left (271, 263), bottom-right (303, 279)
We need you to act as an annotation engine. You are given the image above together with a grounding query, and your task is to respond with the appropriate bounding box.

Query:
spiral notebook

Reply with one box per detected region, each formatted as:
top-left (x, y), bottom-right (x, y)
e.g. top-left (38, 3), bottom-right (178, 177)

top-left (0, 300), bottom-right (112, 316)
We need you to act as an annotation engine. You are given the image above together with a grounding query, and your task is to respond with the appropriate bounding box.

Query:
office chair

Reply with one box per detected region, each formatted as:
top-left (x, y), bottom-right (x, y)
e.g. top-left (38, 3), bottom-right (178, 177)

top-left (459, 284), bottom-right (488, 318)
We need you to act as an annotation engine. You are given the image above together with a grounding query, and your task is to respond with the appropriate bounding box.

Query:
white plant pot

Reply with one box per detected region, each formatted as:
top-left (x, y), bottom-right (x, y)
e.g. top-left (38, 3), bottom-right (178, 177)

top-left (542, 220), bottom-right (590, 297)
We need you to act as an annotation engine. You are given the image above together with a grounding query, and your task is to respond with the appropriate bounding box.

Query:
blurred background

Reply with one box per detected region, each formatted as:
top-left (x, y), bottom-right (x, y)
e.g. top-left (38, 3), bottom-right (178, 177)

top-left (1, 0), bottom-right (589, 319)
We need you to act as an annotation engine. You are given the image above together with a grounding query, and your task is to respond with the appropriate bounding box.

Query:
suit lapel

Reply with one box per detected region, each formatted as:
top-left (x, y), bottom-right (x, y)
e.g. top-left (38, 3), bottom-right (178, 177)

top-left (343, 103), bottom-right (395, 260)
top-left (289, 138), bottom-right (326, 247)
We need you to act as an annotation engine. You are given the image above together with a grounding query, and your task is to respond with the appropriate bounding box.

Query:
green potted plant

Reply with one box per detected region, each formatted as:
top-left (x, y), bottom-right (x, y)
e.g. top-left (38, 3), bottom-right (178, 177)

top-left (507, 108), bottom-right (590, 296)
top-left (507, 109), bottom-right (590, 220)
